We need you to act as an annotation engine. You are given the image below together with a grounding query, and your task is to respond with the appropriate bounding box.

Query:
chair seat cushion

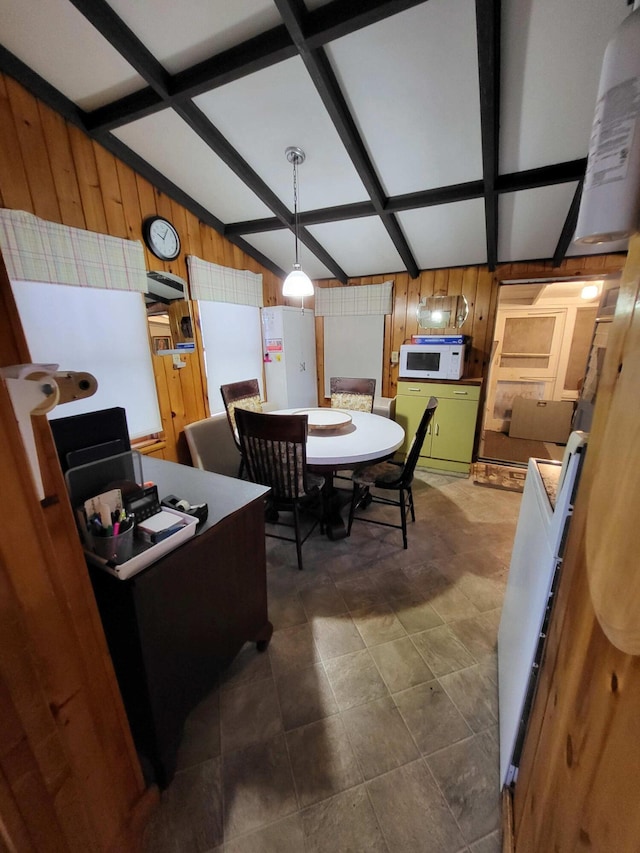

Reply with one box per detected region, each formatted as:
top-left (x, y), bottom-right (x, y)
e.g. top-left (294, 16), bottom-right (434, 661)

top-left (352, 460), bottom-right (404, 488)
top-left (331, 392), bottom-right (373, 412)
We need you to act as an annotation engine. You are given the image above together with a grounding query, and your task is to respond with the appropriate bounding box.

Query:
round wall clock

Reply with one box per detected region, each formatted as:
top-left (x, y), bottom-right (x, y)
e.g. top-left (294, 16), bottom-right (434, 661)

top-left (142, 216), bottom-right (181, 261)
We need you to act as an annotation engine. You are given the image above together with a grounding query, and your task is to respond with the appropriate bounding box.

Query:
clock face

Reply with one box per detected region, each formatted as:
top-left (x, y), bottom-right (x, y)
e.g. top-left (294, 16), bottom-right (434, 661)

top-left (143, 216), bottom-right (181, 260)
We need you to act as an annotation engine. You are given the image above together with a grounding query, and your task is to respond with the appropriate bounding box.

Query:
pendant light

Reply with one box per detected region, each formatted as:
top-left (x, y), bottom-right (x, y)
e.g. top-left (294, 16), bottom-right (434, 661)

top-left (282, 146), bottom-right (314, 303)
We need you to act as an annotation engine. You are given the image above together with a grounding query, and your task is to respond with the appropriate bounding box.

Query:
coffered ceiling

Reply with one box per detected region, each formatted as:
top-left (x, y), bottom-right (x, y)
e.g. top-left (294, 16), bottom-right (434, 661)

top-left (0, 0), bottom-right (631, 282)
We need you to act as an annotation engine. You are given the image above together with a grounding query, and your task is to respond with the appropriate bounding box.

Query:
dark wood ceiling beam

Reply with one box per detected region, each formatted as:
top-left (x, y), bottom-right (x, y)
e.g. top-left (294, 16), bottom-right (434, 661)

top-left (171, 29), bottom-right (297, 102)
top-left (304, 0), bottom-right (430, 49)
top-left (0, 45), bottom-right (87, 129)
top-left (83, 0), bottom-right (430, 134)
top-left (498, 159), bottom-right (587, 192)
top-left (475, 0), bottom-right (501, 271)
top-left (552, 180), bottom-right (584, 267)
top-left (85, 28), bottom-right (298, 133)
top-left (168, 101), bottom-right (347, 282)
top-left (386, 180), bottom-right (486, 213)
top-left (66, 0), bottom-right (172, 98)
top-left (168, 103), bottom-right (291, 223)
top-left (99, 135), bottom-right (288, 279)
top-left (273, 0), bottom-right (420, 278)
top-left (67, 0), bottom-right (347, 281)
top-left (227, 182), bottom-right (485, 235)
top-left (226, 201), bottom-right (376, 236)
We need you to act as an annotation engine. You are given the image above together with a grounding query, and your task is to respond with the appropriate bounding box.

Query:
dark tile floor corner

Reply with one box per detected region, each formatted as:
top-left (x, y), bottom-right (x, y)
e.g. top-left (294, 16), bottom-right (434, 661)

top-left (143, 470), bottom-right (521, 853)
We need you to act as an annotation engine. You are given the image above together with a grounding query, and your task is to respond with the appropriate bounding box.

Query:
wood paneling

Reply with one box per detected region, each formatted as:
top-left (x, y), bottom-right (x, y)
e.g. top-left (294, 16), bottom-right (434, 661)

top-left (513, 236), bottom-right (640, 852)
top-left (0, 69), bottom-right (634, 851)
top-left (315, 254), bottom-right (624, 409)
top-left (0, 254), bottom-right (156, 851)
top-left (0, 72), bottom-right (626, 449)
top-left (0, 73), bottom-right (284, 463)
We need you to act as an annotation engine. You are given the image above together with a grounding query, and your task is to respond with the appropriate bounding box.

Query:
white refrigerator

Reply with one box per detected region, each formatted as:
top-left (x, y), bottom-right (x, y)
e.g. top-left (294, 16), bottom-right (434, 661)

top-left (261, 306), bottom-right (318, 409)
top-left (498, 431), bottom-right (588, 788)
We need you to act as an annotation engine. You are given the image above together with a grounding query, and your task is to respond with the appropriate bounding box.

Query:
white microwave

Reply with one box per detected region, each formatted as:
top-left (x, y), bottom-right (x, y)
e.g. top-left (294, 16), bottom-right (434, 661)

top-left (399, 343), bottom-right (466, 380)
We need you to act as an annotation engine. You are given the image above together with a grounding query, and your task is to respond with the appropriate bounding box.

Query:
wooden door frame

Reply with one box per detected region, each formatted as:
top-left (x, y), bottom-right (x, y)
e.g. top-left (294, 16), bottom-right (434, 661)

top-left (479, 267), bottom-right (621, 460)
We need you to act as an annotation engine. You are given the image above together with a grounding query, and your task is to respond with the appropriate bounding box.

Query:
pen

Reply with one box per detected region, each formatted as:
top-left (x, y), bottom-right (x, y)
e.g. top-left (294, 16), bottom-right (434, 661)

top-left (113, 522), bottom-right (120, 537)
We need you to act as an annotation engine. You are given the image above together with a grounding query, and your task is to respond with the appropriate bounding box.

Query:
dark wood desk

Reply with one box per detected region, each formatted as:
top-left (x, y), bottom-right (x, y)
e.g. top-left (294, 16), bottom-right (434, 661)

top-left (87, 457), bottom-right (272, 788)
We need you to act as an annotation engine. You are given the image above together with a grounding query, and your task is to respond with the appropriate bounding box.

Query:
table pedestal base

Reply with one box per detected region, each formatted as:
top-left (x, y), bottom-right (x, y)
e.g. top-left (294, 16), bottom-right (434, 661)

top-left (311, 466), bottom-right (352, 540)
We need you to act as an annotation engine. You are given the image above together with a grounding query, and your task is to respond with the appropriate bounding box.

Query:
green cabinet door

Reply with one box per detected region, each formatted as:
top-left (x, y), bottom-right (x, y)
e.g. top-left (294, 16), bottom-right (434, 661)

top-left (395, 381), bottom-right (481, 474)
top-left (395, 395), bottom-right (433, 456)
top-left (430, 397), bottom-right (478, 463)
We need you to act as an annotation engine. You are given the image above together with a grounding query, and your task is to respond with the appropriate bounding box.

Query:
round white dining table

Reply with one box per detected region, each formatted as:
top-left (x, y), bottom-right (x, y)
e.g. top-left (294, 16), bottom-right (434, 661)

top-left (275, 408), bottom-right (405, 467)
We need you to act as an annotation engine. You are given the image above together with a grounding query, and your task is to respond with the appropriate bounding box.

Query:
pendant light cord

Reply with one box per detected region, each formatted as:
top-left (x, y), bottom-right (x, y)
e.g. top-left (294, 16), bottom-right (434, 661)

top-left (292, 156), bottom-right (300, 266)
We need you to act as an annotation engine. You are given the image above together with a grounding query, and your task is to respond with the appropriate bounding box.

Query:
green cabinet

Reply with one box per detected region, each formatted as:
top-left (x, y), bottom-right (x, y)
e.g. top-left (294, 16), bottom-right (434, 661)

top-left (395, 381), bottom-right (481, 474)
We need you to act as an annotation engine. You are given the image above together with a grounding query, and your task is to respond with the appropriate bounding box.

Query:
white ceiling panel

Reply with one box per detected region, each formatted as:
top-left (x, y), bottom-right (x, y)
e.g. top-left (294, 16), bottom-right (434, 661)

top-left (397, 199), bottom-right (487, 270)
top-left (112, 110), bottom-right (273, 223)
top-left (0, 0), bottom-right (144, 109)
top-left (307, 218), bottom-right (404, 279)
top-left (501, 0), bottom-right (629, 173)
top-left (326, 0), bottom-right (482, 195)
top-left (194, 56), bottom-right (369, 210)
top-left (105, 0), bottom-right (280, 75)
top-left (499, 184), bottom-right (581, 263)
top-left (241, 229), bottom-right (333, 280)
top-left (0, 0), bottom-right (630, 279)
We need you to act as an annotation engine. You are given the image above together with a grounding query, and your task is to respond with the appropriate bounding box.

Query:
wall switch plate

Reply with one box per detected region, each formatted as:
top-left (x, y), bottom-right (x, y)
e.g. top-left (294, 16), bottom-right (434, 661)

top-left (391, 350), bottom-right (399, 364)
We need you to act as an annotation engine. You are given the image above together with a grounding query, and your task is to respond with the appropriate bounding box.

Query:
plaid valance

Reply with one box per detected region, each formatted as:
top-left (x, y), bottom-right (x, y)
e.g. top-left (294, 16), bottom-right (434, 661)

top-left (187, 255), bottom-right (263, 307)
top-left (314, 281), bottom-right (393, 316)
top-left (0, 209), bottom-right (147, 291)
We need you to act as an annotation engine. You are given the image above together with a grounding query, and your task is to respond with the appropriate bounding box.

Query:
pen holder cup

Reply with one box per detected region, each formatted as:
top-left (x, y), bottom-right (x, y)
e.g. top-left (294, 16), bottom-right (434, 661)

top-left (90, 525), bottom-right (134, 564)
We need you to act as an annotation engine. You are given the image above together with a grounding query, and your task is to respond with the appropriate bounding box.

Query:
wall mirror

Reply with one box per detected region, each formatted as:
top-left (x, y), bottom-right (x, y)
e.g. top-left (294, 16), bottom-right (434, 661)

top-left (145, 271), bottom-right (195, 354)
top-left (417, 294), bottom-right (469, 329)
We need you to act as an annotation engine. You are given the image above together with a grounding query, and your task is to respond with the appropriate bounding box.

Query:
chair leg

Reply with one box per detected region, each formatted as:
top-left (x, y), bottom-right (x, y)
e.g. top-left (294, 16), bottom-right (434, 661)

top-left (237, 456), bottom-right (245, 479)
top-left (407, 486), bottom-right (415, 522)
top-left (347, 483), bottom-right (360, 535)
top-left (399, 487), bottom-right (408, 549)
top-left (292, 502), bottom-right (304, 571)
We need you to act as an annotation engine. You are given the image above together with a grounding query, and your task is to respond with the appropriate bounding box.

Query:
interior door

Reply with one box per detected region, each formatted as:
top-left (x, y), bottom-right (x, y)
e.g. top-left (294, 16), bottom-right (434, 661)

top-left (485, 308), bottom-right (567, 432)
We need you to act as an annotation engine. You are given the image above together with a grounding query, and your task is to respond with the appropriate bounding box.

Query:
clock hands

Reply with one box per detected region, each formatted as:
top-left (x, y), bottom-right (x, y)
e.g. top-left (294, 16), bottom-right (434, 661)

top-left (145, 217), bottom-right (179, 258)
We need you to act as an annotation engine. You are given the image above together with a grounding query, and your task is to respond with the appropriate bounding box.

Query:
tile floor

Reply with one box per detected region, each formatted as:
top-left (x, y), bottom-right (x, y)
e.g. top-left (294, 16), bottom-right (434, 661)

top-left (143, 470), bottom-right (521, 852)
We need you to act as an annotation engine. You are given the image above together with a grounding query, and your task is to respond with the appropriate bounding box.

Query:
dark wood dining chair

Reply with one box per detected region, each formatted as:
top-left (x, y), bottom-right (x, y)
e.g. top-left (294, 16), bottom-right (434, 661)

top-left (235, 409), bottom-right (325, 571)
top-left (330, 377), bottom-right (376, 413)
top-left (220, 378), bottom-right (263, 477)
top-left (347, 396), bottom-right (438, 548)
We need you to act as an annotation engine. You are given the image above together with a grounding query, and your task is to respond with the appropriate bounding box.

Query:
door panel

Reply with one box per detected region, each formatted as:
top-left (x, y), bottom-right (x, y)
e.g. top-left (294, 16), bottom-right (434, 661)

top-left (485, 309), bottom-right (567, 432)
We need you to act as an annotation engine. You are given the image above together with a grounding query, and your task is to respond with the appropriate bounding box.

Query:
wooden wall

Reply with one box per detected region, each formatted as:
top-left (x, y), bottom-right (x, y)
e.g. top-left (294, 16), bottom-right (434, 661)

top-left (513, 235), bottom-right (640, 852)
top-left (0, 72), bottom-right (284, 464)
top-left (0, 257), bottom-right (155, 851)
top-left (0, 72), bottom-right (627, 461)
top-left (0, 67), bottom-right (636, 853)
top-left (316, 253), bottom-right (624, 405)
